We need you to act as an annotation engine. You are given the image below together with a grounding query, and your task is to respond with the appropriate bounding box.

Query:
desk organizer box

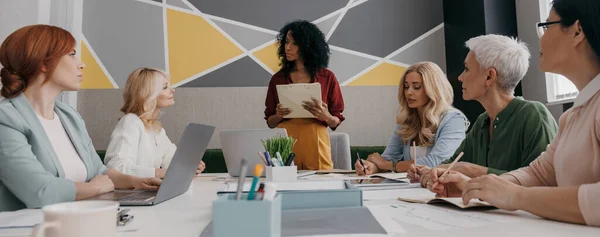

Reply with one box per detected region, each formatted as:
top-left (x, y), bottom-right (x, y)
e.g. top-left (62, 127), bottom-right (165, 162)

top-left (218, 181), bottom-right (362, 210)
top-left (212, 193), bottom-right (282, 237)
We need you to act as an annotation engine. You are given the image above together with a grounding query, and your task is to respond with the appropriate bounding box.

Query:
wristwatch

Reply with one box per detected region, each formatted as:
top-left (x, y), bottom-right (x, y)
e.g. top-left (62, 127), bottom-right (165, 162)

top-left (391, 160), bottom-right (398, 173)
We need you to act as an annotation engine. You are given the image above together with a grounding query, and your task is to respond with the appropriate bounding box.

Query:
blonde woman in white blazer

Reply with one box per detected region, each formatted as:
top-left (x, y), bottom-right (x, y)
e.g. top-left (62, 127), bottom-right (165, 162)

top-left (104, 68), bottom-right (206, 178)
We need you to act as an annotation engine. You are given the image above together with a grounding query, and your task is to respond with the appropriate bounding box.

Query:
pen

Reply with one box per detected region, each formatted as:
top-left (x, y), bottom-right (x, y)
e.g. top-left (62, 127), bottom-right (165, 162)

top-left (254, 183), bottom-right (265, 200)
top-left (247, 164), bottom-right (264, 200)
top-left (271, 158), bottom-right (280, 167)
top-left (412, 141), bottom-right (417, 166)
top-left (235, 158), bottom-right (248, 200)
top-left (264, 152), bottom-right (272, 167)
top-left (275, 152), bottom-right (284, 166)
top-left (258, 152), bottom-right (270, 166)
top-left (285, 153), bottom-right (296, 166)
top-left (357, 153), bottom-right (366, 175)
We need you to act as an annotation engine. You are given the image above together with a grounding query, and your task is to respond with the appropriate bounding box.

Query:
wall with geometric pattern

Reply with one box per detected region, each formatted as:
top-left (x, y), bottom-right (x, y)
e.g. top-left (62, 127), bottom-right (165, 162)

top-left (80, 0), bottom-right (445, 89)
top-left (78, 0), bottom-right (447, 149)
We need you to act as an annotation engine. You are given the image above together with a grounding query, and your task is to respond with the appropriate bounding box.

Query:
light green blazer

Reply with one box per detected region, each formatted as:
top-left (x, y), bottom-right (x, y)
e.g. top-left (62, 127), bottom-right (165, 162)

top-left (0, 94), bottom-right (108, 211)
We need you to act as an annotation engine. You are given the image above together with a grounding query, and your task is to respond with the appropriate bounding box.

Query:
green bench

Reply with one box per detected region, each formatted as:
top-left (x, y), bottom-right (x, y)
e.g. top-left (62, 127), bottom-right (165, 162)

top-left (96, 147), bottom-right (386, 173)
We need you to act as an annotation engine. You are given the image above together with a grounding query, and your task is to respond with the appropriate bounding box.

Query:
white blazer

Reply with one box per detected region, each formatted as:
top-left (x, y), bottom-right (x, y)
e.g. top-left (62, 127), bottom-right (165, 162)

top-left (104, 113), bottom-right (176, 177)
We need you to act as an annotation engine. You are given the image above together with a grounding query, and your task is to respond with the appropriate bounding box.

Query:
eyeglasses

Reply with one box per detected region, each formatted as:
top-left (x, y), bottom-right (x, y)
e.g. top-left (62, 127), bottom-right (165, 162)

top-left (536, 20), bottom-right (561, 38)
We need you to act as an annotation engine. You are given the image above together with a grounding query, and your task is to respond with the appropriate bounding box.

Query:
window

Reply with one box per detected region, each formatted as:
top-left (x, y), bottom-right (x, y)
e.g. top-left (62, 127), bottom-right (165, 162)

top-left (546, 73), bottom-right (578, 102)
top-left (540, 0), bottom-right (579, 102)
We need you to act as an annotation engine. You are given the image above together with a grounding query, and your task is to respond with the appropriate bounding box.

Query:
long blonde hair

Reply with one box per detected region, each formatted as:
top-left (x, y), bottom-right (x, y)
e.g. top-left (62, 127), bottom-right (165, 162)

top-left (120, 67), bottom-right (168, 131)
top-left (396, 62), bottom-right (454, 146)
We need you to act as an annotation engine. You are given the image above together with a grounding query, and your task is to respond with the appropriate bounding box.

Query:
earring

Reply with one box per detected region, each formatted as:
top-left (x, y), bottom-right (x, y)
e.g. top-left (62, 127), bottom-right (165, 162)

top-left (485, 85), bottom-right (490, 91)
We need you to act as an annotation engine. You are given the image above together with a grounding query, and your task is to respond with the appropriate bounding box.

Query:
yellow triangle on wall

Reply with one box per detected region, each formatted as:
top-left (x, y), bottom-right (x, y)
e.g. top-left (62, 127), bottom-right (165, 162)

top-left (253, 42), bottom-right (280, 73)
top-left (80, 40), bottom-right (115, 89)
top-left (167, 9), bottom-right (243, 85)
top-left (347, 62), bottom-right (407, 86)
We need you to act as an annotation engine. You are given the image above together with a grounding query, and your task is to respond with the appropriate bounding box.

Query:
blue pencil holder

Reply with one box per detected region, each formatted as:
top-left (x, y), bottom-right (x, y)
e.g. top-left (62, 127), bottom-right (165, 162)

top-left (212, 193), bottom-right (282, 237)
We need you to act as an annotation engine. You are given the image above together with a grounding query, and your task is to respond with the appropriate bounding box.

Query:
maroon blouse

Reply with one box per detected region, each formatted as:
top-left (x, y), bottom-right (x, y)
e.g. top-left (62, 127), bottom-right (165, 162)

top-left (264, 68), bottom-right (345, 130)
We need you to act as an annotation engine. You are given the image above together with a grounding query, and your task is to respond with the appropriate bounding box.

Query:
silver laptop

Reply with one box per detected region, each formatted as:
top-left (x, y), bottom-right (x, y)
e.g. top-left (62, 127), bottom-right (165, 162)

top-left (220, 128), bottom-right (287, 177)
top-left (87, 123), bottom-right (215, 206)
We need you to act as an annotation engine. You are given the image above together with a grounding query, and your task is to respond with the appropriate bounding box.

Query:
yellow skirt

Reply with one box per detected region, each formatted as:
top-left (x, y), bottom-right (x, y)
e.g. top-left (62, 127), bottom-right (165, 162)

top-left (278, 118), bottom-right (333, 170)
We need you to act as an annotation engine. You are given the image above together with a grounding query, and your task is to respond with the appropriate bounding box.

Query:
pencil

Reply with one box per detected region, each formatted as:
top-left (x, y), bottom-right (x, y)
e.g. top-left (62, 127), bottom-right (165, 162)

top-left (439, 152), bottom-right (464, 178)
top-left (412, 141), bottom-right (416, 166)
top-left (258, 152), bottom-right (268, 166)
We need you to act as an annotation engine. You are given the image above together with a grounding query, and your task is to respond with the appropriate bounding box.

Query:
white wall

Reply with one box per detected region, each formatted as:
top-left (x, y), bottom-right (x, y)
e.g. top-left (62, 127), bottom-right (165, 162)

top-left (0, 0), bottom-right (40, 42)
top-left (0, 0), bottom-right (40, 101)
top-left (0, 0), bottom-right (80, 105)
top-left (78, 87), bottom-right (400, 149)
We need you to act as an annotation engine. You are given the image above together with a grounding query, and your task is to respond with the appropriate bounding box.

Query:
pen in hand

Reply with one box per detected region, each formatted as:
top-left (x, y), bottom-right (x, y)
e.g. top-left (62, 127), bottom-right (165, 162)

top-left (357, 153), bottom-right (367, 175)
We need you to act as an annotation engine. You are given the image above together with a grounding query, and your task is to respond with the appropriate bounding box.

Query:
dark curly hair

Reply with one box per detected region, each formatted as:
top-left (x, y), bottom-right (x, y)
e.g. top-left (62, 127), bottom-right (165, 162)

top-left (276, 20), bottom-right (330, 79)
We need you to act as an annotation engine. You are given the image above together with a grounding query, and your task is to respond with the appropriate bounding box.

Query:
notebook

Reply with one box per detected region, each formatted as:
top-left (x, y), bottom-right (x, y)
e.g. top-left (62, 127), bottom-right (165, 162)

top-left (314, 169), bottom-right (356, 174)
top-left (397, 196), bottom-right (492, 208)
top-left (371, 172), bottom-right (409, 181)
top-left (396, 188), bottom-right (493, 209)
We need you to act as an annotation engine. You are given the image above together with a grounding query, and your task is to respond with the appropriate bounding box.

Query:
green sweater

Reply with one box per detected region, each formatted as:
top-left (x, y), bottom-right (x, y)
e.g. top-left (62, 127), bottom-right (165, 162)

top-left (443, 97), bottom-right (558, 175)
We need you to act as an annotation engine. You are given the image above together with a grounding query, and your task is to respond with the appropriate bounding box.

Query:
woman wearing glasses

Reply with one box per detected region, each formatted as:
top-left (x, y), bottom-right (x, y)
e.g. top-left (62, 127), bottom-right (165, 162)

top-left (408, 34), bottom-right (558, 185)
top-left (104, 68), bottom-right (206, 178)
top-left (430, 0), bottom-right (600, 226)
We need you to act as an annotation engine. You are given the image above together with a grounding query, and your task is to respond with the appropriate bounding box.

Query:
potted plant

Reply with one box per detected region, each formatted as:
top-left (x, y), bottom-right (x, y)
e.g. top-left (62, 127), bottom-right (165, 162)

top-left (261, 136), bottom-right (297, 164)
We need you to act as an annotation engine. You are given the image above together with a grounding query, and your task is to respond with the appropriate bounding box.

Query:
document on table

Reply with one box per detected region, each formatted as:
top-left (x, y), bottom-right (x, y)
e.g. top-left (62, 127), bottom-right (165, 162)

top-left (396, 188), bottom-right (492, 209)
top-left (0, 209), bottom-right (41, 229)
top-left (299, 173), bottom-right (374, 181)
top-left (367, 203), bottom-right (516, 231)
top-left (371, 172), bottom-right (409, 181)
top-left (276, 83), bottom-right (321, 118)
top-left (314, 169), bottom-right (356, 174)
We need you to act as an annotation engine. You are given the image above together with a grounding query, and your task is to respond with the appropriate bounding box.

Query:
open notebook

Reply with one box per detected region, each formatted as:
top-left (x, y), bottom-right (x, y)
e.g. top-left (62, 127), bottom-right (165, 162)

top-left (397, 188), bottom-right (493, 209)
top-left (371, 172), bottom-right (408, 181)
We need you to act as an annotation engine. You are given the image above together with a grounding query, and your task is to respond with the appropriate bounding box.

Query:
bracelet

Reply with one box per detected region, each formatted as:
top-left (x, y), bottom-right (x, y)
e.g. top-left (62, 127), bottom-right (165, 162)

top-left (391, 160), bottom-right (398, 173)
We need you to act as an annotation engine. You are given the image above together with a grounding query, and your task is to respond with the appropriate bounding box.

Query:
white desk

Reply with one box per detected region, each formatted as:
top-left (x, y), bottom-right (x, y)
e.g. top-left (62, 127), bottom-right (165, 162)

top-left (1, 174), bottom-right (599, 237)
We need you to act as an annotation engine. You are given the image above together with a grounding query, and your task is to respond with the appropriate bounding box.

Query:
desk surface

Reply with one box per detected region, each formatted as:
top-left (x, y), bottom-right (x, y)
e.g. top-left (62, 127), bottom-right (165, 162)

top-left (1, 174), bottom-right (599, 237)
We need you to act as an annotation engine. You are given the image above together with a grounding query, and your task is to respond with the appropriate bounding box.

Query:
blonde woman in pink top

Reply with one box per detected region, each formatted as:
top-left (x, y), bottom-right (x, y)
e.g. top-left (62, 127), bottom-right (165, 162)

top-left (427, 0), bottom-right (600, 226)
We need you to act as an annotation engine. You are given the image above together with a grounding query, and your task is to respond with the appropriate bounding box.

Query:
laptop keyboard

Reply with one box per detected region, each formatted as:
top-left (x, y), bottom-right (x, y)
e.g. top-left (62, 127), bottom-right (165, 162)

top-left (120, 191), bottom-right (156, 202)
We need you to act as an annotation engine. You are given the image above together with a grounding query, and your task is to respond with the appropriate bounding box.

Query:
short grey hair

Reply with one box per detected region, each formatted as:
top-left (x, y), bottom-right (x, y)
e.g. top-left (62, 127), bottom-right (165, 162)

top-left (465, 34), bottom-right (531, 94)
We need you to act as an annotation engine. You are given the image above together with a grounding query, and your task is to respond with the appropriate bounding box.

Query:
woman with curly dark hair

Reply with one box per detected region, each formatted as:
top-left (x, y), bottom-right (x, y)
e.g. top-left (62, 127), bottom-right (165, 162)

top-left (264, 20), bottom-right (345, 170)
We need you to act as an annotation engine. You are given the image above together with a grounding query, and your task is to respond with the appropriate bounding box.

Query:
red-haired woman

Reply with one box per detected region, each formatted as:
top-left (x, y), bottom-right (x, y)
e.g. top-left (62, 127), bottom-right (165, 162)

top-left (0, 25), bottom-right (161, 212)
